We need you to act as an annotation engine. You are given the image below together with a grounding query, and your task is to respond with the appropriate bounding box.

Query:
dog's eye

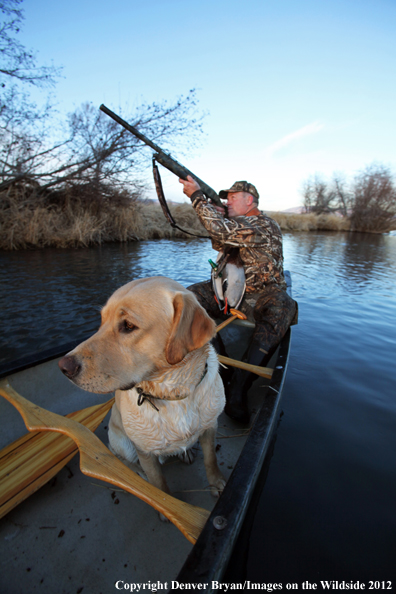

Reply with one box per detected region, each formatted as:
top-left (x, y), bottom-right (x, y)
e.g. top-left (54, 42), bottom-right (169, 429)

top-left (120, 320), bottom-right (136, 333)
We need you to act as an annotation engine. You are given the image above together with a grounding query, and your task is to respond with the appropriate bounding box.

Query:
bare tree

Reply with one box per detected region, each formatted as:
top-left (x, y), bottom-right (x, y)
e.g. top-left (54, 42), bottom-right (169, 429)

top-left (332, 174), bottom-right (351, 218)
top-left (302, 165), bottom-right (396, 232)
top-left (302, 175), bottom-right (338, 214)
top-left (0, 0), bottom-right (59, 86)
top-left (350, 164), bottom-right (396, 233)
top-left (0, 91), bottom-right (205, 197)
top-left (0, 0), bottom-right (62, 190)
top-left (0, 0), bottom-right (61, 123)
top-left (0, 3), bottom-right (205, 200)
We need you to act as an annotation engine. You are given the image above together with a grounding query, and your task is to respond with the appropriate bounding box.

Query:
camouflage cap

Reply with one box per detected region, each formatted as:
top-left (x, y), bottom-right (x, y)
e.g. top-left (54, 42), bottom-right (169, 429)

top-left (219, 181), bottom-right (259, 201)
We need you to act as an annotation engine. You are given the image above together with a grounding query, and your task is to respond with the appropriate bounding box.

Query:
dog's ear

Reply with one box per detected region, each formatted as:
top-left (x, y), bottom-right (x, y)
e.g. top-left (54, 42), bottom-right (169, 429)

top-left (165, 292), bottom-right (216, 365)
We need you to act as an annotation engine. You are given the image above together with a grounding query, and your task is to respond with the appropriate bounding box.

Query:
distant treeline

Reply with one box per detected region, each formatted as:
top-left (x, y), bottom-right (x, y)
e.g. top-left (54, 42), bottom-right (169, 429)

top-left (302, 164), bottom-right (396, 234)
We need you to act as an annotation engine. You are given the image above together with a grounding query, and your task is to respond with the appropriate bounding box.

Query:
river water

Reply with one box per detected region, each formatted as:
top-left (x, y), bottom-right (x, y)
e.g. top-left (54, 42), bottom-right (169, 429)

top-left (0, 231), bottom-right (395, 584)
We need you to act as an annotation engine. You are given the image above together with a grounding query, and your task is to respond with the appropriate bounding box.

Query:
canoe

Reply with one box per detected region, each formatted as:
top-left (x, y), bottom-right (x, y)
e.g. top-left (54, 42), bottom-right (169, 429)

top-left (0, 272), bottom-right (293, 593)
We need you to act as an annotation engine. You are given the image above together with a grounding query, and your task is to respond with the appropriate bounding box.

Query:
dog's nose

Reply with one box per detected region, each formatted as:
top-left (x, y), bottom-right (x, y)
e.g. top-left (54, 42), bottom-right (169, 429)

top-left (58, 355), bottom-right (81, 379)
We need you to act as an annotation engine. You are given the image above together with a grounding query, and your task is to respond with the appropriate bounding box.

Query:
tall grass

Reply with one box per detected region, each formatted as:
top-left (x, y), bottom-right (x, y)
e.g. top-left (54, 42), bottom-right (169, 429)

top-left (138, 202), bottom-right (208, 240)
top-left (269, 211), bottom-right (351, 232)
top-left (0, 183), bottom-right (210, 250)
top-left (0, 188), bottom-right (142, 250)
top-left (0, 187), bottom-right (353, 251)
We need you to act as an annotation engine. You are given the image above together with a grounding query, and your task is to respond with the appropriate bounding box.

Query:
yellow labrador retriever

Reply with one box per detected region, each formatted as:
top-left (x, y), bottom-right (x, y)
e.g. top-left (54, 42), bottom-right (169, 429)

top-left (59, 277), bottom-right (226, 498)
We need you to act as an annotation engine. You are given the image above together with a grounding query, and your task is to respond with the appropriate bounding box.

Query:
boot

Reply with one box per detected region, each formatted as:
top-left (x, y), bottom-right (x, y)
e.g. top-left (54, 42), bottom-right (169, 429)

top-left (224, 367), bottom-right (250, 424)
top-left (224, 338), bottom-right (276, 424)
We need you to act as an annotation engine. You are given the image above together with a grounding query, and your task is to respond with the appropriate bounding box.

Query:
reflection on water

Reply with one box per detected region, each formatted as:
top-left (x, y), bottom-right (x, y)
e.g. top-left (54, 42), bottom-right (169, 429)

top-left (284, 231), bottom-right (396, 299)
top-left (0, 231), bottom-right (395, 581)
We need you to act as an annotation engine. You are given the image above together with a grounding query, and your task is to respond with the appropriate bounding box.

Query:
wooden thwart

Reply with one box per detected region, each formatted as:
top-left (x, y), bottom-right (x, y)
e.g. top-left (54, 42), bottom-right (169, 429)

top-left (217, 355), bottom-right (273, 379)
top-left (215, 308), bottom-right (247, 332)
top-left (216, 311), bottom-right (273, 379)
top-left (0, 379), bottom-right (210, 544)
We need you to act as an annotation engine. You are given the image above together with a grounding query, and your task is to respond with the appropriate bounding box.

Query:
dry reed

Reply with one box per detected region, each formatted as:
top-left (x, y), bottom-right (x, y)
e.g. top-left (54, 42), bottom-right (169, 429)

top-left (138, 202), bottom-right (208, 240)
top-left (1, 186), bottom-right (355, 251)
top-left (268, 211), bottom-right (351, 232)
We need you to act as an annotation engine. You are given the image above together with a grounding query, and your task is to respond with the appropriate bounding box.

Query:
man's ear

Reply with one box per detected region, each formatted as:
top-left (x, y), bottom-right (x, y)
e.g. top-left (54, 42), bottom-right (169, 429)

top-left (246, 193), bottom-right (255, 208)
top-left (165, 292), bottom-right (216, 365)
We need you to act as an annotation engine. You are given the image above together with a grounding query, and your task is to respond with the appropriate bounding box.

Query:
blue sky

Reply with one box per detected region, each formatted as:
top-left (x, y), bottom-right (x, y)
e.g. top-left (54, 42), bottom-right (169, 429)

top-left (21, 0), bottom-right (396, 210)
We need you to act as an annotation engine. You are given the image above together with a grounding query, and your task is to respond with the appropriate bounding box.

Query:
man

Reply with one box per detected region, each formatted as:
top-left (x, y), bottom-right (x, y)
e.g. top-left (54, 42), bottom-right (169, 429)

top-left (179, 176), bottom-right (298, 423)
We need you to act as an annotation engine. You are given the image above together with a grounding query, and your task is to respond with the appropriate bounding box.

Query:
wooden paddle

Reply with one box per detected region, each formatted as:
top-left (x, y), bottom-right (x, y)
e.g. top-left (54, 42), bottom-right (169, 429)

top-left (0, 379), bottom-right (210, 544)
top-left (0, 394), bottom-right (114, 520)
top-left (215, 309), bottom-right (273, 379)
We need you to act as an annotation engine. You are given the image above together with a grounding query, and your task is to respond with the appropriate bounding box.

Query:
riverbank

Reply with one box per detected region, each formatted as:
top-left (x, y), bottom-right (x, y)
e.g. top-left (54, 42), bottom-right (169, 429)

top-left (0, 197), bottom-right (354, 250)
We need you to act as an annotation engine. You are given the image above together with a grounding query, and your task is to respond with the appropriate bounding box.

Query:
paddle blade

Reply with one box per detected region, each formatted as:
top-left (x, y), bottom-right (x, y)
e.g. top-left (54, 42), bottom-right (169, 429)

top-left (0, 380), bottom-right (114, 520)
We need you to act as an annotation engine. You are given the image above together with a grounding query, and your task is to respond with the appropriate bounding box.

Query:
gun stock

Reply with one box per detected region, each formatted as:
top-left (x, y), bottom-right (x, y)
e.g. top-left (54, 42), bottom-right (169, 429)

top-left (99, 104), bottom-right (224, 210)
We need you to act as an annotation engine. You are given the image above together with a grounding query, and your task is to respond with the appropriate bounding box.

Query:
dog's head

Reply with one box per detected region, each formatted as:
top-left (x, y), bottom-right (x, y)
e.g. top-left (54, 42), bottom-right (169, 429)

top-left (58, 277), bottom-right (215, 393)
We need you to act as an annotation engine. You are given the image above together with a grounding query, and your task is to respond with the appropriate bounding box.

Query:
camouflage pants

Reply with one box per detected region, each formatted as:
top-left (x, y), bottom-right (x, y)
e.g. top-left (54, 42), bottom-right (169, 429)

top-left (187, 280), bottom-right (298, 359)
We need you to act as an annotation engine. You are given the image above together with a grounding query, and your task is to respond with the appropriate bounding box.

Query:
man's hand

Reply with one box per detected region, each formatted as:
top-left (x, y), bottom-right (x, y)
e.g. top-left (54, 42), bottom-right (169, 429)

top-left (179, 175), bottom-right (201, 198)
top-left (179, 176), bottom-right (226, 214)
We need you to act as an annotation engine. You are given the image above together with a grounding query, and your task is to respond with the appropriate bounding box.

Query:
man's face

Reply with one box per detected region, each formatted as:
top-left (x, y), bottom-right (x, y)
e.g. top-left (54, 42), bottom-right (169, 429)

top-left (226, 191), bottom-right (252, 217)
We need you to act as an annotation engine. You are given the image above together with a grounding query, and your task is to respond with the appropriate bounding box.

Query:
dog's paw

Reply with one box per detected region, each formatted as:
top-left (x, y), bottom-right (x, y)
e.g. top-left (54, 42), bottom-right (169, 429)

top-left (158, 512), bottom-right (170, 522)
top-left (178, 448), bottom-right (196, 465)
top-left (209, 477), bottom-right (226, 498)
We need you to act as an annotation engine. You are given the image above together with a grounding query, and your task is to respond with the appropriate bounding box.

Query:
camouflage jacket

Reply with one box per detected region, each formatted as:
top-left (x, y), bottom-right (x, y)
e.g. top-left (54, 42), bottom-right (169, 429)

top-left (191, 191), bottom-right (286, 292)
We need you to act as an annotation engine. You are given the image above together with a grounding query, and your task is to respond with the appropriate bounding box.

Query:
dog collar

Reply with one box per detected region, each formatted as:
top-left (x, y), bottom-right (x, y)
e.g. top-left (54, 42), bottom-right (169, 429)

top-left (135, 359), bottom-right (209, 412)
top-left (136, 387), bottom-right (160, 412)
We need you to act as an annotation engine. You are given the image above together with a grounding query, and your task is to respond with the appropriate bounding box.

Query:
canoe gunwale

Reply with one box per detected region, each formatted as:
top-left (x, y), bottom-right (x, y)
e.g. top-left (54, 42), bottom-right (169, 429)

top-left (0, 337), bottom-right (92, 381)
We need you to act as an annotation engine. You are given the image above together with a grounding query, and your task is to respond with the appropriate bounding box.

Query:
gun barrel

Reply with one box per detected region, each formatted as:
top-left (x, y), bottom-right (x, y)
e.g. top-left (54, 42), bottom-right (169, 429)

top-left (99, 104), bottom-right (224, 209)
top-left (100, 104), bottom-right (163, 153)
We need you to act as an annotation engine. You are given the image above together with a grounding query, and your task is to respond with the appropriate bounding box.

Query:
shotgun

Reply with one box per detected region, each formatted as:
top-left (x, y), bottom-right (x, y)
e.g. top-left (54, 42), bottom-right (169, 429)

top-left (99, 104), bottom-right (225, 210)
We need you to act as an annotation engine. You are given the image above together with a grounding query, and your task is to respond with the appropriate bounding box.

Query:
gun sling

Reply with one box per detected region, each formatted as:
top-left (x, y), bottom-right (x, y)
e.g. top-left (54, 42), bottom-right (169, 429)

top-left (152, 158), bottom-right (209, 239)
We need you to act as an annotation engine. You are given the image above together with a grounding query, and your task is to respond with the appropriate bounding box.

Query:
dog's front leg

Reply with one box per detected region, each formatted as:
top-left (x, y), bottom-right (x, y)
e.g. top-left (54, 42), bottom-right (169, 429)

top-left (136, 449), bottom-right (170, 494)
top-left (137, 450), bottom-right (171, 522)
top-left (200, 427), bottom-right (226, 498)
